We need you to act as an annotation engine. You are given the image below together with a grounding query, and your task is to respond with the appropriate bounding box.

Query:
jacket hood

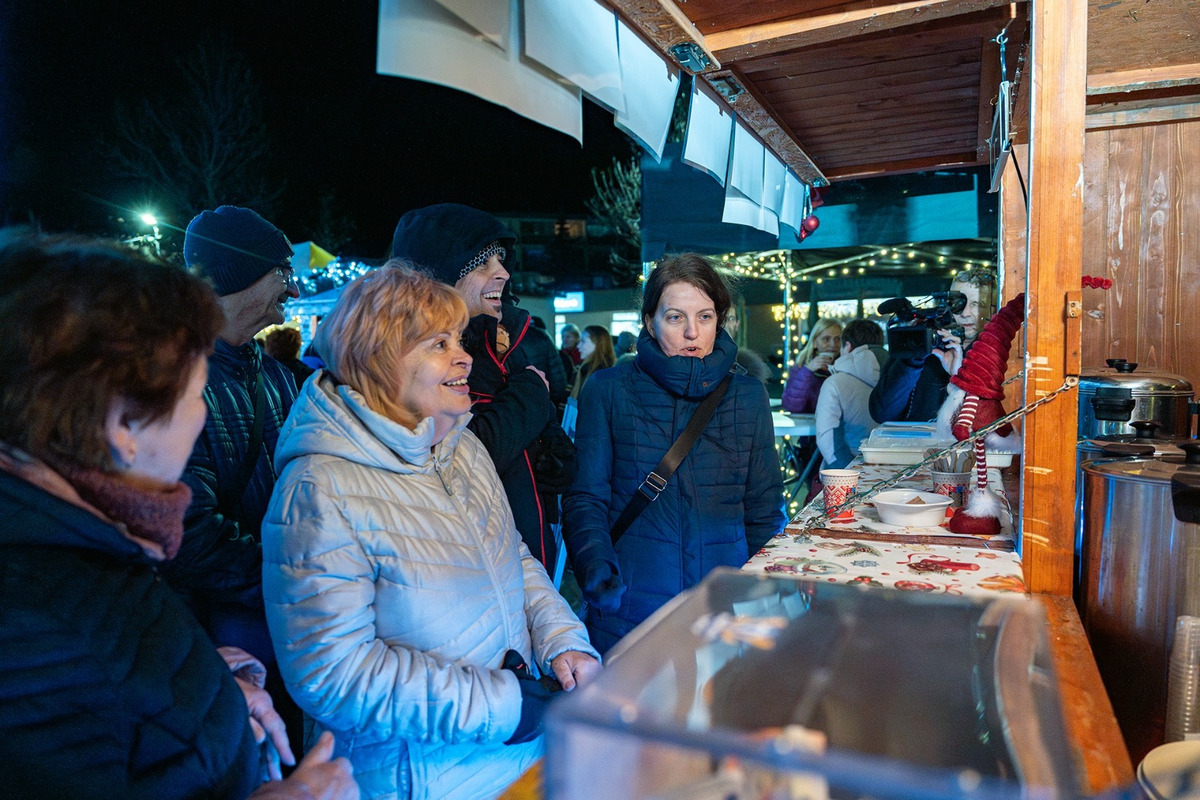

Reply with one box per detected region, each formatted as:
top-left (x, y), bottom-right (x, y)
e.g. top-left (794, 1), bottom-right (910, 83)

top-left (635, 328), bottom-right (738, 399)
top-left (830, 344), bottom-right (885, 386)
top-left (274, 372), bottom-right (469, 477)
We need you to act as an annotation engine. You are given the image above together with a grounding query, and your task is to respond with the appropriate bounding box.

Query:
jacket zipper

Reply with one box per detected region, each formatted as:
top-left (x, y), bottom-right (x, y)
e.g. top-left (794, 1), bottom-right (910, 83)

top-left (432, 459), bottom-right (453, 495)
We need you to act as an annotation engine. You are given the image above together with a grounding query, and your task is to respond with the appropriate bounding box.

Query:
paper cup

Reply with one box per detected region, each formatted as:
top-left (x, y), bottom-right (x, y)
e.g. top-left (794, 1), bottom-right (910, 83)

top-left (931, 470), bottom-right (971, 508)
top-left (820, 469), bottom-right (859, 521)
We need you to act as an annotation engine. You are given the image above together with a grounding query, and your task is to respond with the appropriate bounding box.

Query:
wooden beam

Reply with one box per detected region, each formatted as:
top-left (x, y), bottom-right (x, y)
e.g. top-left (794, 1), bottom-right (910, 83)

top-left (1086, 101), bottom-right (1200, 130)
top-left (707, 0), bottom-right (1026, 63)
top-left (607, 0), bottom-right (720, 73)
top-left (1021, 0), bottom-right (1086, 596)
top-left (1087, 63), bottom-right (1200, 95)
top-left (703, 67), bottom-right (828, 186)
top-left (821, 151), bottom-right (983, 181)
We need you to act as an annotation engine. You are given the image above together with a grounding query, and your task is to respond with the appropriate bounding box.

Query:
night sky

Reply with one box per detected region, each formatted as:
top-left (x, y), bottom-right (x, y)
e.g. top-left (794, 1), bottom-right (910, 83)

top-left (0, 1), bottom-right (633, 257)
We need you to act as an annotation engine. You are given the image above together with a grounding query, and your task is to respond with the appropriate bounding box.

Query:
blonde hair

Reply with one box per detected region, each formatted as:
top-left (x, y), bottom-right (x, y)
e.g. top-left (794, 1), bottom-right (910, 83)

top-left (795, 317), bottom-right (842, 366)
top-left (315, 259), bottom-right (468, 423)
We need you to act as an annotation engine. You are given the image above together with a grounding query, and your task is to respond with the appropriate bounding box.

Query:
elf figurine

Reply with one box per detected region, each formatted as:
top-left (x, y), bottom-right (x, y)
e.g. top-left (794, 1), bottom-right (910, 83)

top-left (935, 293), bottom-right (1025, 535)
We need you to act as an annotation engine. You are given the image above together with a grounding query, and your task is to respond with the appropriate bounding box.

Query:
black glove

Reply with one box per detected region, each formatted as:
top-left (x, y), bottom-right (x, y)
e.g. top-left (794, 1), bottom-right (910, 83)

top-left (578, 559), bottom-right (626, 613)
top-left (533, 422), bottom-right (578, 495)
top-left (502, 649), bottom-right (555, 745)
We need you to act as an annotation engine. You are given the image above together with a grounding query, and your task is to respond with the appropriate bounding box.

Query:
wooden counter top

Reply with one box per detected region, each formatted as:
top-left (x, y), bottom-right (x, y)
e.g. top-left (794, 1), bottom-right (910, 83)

top-left (1038, 593), bottom-right (1134, 793)
top-left (501, 593), bottom-right (1133, 799)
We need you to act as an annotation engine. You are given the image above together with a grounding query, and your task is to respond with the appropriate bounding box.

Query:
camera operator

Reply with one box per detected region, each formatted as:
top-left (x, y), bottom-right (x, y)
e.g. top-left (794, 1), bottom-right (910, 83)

top-left (869, 267), bottom-right (997, 423)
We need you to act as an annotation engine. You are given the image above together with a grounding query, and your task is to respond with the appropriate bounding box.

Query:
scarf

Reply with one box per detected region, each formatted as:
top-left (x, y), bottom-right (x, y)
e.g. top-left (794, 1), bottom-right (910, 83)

top-left (57, 464), bottom-right (192, 559)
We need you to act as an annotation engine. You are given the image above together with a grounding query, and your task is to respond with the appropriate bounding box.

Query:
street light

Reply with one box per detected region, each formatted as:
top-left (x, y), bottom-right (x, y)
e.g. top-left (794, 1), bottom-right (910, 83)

top-left (123, 211), bottom-right (162, 257)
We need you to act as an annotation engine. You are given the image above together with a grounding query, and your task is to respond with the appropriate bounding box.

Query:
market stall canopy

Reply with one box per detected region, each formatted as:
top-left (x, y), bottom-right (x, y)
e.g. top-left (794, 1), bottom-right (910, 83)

top-left (612, 0), bottom-right (1030, 183)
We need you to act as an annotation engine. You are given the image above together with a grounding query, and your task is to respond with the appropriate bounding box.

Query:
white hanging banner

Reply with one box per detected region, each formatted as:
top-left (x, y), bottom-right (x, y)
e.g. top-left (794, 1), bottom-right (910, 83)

top-left (524, 0), bottom-right (624, 114)
top-left (762, 151), bottom-right (786, 215)
top-left (433, 0), bottom-right (509, 48)
top-left (727, 122), bottom-right (764, 205)
top-left (682, 83), bottom-right (733, 186)
top-left (759, 150), bottom-right (785, 233)
top-left (613, 19), bottom-right (679, 160)
top-left (377, 0), bottom-right (583, 143)
top-left (781, 171), bottom-right (809, 233)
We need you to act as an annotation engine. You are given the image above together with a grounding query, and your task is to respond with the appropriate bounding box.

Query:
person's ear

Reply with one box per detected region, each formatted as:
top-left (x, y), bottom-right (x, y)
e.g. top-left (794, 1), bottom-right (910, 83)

top-left (104, 400), bottom-right (137, 470)
top-left (642, 316), bottom-right (655, 339)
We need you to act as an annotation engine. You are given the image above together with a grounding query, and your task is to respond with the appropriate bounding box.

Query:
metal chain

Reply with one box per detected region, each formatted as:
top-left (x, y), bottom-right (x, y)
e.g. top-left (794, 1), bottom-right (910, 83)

top-left (804, 375), bottom-right (1079, 526)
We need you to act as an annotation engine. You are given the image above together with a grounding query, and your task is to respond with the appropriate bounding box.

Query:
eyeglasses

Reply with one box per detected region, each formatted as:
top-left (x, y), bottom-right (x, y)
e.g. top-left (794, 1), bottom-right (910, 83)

top-left (275, 265), bottom-right (296, 285)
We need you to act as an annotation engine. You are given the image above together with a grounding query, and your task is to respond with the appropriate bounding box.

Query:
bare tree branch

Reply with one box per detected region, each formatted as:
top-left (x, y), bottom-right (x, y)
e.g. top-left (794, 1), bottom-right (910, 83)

top-left (586, 156), bottom-right (642, 286)
top-left (106, 35), bottom-right (281, 222)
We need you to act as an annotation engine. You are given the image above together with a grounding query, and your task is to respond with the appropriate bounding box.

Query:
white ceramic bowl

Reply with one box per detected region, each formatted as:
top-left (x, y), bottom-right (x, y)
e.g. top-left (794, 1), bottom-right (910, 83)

top-left (871, 490), bottom-right (952, 527)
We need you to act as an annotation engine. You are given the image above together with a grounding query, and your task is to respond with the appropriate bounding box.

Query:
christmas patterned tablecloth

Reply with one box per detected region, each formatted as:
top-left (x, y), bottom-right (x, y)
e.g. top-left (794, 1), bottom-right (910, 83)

top-left (744, 461), bottom-right (1028, 597)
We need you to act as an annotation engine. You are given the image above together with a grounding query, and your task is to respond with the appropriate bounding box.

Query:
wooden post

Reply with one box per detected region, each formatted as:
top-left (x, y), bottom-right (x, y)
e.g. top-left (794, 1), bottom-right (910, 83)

top-left (1020, 0), bottom-right (1086, 595)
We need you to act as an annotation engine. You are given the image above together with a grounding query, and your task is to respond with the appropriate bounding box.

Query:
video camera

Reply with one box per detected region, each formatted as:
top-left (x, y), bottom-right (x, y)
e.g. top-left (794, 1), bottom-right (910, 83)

top-left (879, 291), bottom-right (968, 362)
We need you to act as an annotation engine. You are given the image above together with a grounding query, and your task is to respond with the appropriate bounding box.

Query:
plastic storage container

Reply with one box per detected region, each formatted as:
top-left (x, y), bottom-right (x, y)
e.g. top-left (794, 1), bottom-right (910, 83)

top-left (545, 569), bottom-right (1081, 800)
top-left (859, 424), bottom-right (1015, 467)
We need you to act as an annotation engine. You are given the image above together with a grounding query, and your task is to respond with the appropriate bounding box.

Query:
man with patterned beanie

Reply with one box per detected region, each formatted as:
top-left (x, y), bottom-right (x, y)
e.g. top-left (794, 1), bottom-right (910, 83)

top-left (392, 203), bottom-right (575, 582)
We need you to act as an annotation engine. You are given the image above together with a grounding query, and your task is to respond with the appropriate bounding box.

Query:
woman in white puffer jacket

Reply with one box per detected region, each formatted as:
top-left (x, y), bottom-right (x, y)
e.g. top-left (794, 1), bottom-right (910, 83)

top-left (262, 263), bottom-right (600, 800)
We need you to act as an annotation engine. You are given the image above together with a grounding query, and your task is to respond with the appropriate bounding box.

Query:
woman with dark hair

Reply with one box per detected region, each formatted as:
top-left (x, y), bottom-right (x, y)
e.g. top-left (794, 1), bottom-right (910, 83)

top-left (571, 324), bottom-right (616, 397)
top-left (563, 253), bottom-right (785, 654)
top-left (0, 230), bottom-right (355, 799)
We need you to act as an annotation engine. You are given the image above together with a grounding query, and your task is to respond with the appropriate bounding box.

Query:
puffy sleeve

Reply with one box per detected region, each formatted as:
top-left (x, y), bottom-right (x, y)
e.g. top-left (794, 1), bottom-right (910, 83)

top-left (781, 364), bottom-right (825, 414)
top-left (262, 474), bottom-right (522, 747)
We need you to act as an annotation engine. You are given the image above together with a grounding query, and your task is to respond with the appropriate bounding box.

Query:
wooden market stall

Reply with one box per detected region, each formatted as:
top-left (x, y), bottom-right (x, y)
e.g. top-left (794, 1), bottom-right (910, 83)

top-left (586, 0), bottom-right (1200, 790)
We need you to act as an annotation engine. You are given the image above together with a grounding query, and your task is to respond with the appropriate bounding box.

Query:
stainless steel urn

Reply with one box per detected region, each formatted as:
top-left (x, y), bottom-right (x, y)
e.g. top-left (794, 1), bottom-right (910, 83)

top-left (1079, 442), bottom-right (1200, 761)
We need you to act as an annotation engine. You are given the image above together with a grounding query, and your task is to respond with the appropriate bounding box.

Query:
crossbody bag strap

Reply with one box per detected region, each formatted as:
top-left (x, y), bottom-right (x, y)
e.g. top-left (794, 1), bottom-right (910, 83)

top-left (217, 370), bottom-right (266, 521)
top-left (610, 375), bottom-right (732, 546)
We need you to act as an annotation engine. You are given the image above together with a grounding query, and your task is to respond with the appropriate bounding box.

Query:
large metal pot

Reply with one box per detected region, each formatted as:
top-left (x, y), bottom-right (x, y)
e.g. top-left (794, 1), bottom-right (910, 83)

top-left (1077, 359), bottom-right (1193, 439)
top-left (1080, 441), bottom-right (1200, 762)
top-left (1074, 421), bottom-right (1189, 603)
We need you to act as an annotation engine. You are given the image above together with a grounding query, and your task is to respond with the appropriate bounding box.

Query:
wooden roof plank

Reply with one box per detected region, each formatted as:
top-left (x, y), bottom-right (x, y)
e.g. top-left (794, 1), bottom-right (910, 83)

top-left (1087, 63), bottom-right (1200, 95)
top-left (821, 151), bottom-right (984, 178)
top-left (751, 58), bottom-right (981, 97)
top-left (707, 0), bottom-right (1027, 62)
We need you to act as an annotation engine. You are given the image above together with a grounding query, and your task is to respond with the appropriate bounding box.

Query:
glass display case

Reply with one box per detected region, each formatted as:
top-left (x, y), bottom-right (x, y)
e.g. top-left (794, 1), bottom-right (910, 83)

top-left (545, 569), bottom-right (1080, 800)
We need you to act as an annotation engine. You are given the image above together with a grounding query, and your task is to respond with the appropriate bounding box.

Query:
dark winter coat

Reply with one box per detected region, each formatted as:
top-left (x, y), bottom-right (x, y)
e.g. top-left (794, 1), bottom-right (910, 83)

top-left (0, 470), bottom-right (259, 799)
top-left (517, 315), bottom-right (569, 406)
top-left (563, 329), bottom-right (785, 653)
top-left (869, 349), bottom-right (962, 423)
top-left (464, 303), bottom-right (574, 575)
top-left (163, 338), bottom-right (296, 662)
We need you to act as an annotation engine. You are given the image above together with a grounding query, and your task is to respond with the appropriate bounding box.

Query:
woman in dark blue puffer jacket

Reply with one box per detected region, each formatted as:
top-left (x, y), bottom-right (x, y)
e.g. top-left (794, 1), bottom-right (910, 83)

top-left (562, 254), bottom-right (785, 654)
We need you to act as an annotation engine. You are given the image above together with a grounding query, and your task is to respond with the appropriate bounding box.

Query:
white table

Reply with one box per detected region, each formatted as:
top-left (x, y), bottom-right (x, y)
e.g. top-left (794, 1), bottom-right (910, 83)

top-left (772, 412), bottom-right (819, 508)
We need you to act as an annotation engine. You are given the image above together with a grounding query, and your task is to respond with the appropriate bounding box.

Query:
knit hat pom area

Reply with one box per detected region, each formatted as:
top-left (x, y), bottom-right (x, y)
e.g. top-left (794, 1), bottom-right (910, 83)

top-left (183, 206), bottom-right (293, 297)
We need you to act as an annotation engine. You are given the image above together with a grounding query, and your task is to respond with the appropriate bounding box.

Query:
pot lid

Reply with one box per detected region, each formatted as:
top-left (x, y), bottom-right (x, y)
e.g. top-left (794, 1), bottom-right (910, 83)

top-left (1079, 420), bottom-right (1190, 456)
top-left (1083, 441), bottom-right (1200, 483)
top-left (1078, 360), bottom-right (1193, 396)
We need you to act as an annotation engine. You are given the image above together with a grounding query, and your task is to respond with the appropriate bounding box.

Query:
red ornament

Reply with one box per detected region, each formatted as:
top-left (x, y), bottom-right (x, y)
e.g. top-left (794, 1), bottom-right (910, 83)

top-left (802, 214), bottom-right (820, 233)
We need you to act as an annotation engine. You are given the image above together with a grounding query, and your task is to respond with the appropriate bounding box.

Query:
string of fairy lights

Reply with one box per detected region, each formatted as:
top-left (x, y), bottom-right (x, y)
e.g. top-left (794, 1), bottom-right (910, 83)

top-left (299, 259), bottom-right (376, 295)
top-left (720, 244), bottom-right (994, 517)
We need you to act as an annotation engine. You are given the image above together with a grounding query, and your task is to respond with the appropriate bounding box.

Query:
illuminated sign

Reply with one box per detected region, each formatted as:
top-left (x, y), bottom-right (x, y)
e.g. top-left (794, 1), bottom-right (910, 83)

top-left (553, 292), bottom-right (585, 313)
